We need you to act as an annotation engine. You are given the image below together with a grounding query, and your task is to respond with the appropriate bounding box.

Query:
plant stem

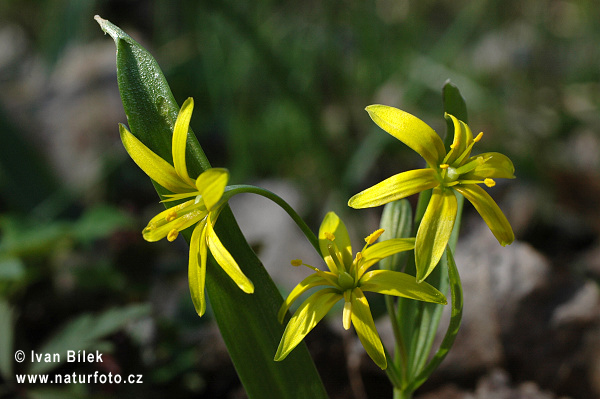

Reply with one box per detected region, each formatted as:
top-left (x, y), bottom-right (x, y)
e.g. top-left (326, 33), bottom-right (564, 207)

top-left (224, 184), bottom-right (321, 254)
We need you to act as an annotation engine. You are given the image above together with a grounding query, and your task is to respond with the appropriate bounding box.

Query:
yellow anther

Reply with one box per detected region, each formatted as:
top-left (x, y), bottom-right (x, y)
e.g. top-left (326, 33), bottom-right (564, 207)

top-left (165, 210), bottom-right (178, 222)
top-left (439, 163), bottom-right (450, 169)
top-left (167, 229), bottom-right (179, 242)
top-left (449, 143), bottom-right (457, 149)
top-left (355, 252), bottom-right (363, 262)
top-left (484, 178), bottom-right (496, 187)
top-left (324, 232), bottom-right (336, 242)
top-left (365, 229), bottom-right (385, 245)
top-left (291, 259), bottom-right (303, 267)
top-left (474, 132), bottom-right (484, 142)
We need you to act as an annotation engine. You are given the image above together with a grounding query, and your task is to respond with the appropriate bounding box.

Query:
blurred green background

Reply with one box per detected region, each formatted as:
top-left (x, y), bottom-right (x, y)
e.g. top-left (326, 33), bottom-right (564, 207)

top-left (1, 0), bottom-right (599, 398)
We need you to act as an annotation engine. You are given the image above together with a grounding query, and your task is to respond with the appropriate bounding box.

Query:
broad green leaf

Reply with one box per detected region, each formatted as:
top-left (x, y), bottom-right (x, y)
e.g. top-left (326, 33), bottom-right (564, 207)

top-left (96, 16), bottom-right (328, 398)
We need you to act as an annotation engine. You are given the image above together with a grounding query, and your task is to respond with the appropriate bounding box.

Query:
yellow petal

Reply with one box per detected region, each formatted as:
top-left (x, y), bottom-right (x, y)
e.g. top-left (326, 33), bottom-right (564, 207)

top-left (444, 114), bottom-right (473, 165)
top-left (415, 187), bottom-right (457, 282)
top-left (348, 169), bottom-right (438, 209)
top-left (205, 213), bottom-right (254, 293)
top-left (196, 168), bottom-right (229, 211)
top-left (142, 200), bottom-right (207, 242)
top-left (119, 124), bottom-right (190, 193)
top-left (188, 222), bottom-right (207, 316)
top-left (357, 238), bottom-right (415, 276)
top-left (350, 289), bottom-right (386, 369)
top-left (454, 184), bottom-right (514, 246)
top-left (318, 212), bottom-right (353, 272)
top-left (274, 288), bottom-right (341, 362)
top-left (172, 98), bottom-right (196, 187)
top-left (277, 273), bottom-right (334, 323)
top-left (461, 152), bottom-right (515, 180)
top-left (360, 270), bottom-right (447, 304)
top-left (366, 105), bottom-right (446, 167)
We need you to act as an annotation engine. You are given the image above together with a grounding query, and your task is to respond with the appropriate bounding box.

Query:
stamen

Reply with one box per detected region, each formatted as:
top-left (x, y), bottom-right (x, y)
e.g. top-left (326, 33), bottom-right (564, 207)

top-left (365, 229), bottom-right (385, 245)
top-left (324, 232), bottom-right (336, 242)
top-left (484, 178), bottom-right (496, 187)
top-left (167, 229), bottom-right (179, 242)
top-left (439, 163), bottom-right (449, 169)
top-left (474, 132), bottom-right (484, 142)
top-left (291, 259), bottom-right (321, 273)
top-left (327, 244), bottom-right (345, 272)
top-left (165, 210), bottom-right (178, 222)
top-left (356, 252), bottom-right (363, 262)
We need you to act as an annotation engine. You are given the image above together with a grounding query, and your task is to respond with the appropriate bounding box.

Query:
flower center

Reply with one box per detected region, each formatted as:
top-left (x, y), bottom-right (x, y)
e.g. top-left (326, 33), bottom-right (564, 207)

top-left (337, 271), bottom-right (355, 290)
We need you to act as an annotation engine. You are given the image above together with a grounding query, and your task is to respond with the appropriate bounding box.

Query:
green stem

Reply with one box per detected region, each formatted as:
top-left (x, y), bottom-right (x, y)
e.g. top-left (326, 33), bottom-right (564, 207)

top-left (383, 346), bottom-right (403, 390)
top-left (224, 184), bottom-right (321, 254)
top-left (385, 295), bottom-right (407, 380)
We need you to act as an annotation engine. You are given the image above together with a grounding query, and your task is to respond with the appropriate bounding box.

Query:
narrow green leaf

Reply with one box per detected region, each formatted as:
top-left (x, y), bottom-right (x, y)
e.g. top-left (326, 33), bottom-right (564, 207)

top-left (96, 16), bottom-right (328, 398)
top-left (0, 300), bottom-right (14, 379)
top-left (442, 80), bottom-right (468, 150)
top-left (407, 247), bottom-right (463, 392)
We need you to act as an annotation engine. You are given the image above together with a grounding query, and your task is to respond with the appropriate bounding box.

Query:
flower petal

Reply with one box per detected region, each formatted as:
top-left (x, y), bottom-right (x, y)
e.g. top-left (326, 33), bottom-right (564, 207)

top-left (444, 114), bottom-right (473, 165)
top-left (350, 289), bottom-right (386, 369)
top-left (142, 200), bottom-right (207, 242)
top-left (415, 187), bottom-right (457, 282)
top-left (188, 221), bottom-right (207, 316)
top-left (196, 168), bottom-right (229, 211)
top-left (119, 124), bottom-right (190, 193)
top-left (348, 169), bottom-right (439, 209)
top-left (205, 213), bottom-right (254, 293)
top-left (277, 273), bottom-right (335, 323)
top-left (462, 152), bottom-right (515, 180)
top-left (357, 238), bottom-right (415, 276)
top-left (274, 288), bottom-right (341, 362)
top-left (365, 105), bottom-right (446, 167)
top-left (360, 270), bottom-right (447, 304)
top-left (454, 184), bottom-right (514, 246)
top-left (318, 212), bottom-right (353, 272)
top-left (172, 98), bottom-right (196, 187)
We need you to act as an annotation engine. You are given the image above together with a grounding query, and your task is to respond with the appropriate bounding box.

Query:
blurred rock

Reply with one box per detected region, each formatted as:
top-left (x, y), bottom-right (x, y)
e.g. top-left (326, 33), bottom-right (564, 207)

top-left (437, 224), bottom-right (551, 377)
top-left (228, 179), bottom-right (323, 291)
top-left (418, 368), bottom-right (571, 399)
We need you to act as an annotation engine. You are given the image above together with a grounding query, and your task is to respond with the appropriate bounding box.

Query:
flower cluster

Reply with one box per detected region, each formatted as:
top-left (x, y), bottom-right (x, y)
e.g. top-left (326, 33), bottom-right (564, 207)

top-left (121, 97), bottom-right (514, 370)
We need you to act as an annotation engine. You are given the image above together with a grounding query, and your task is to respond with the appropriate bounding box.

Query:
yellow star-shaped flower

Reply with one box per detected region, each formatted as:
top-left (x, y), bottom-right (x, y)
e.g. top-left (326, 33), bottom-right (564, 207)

top-left (349, 105), bottom-right (515, 282)
top-left (274, 212), bottom-right (446, 369)
top-left (119, 98), bottom-right (253, 316)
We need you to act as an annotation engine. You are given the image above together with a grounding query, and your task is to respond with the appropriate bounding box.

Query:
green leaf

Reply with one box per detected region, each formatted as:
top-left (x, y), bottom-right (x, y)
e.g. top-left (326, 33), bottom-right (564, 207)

top-left (31, 304), bottom-right (150, 374)
top-left (0, 300), bottom-right (14, 379)
top-left (96, 16), bottom-right (328, 399)
top-left (407, 247), bottom-right (463, 392)
top-left (442, 80), bottom-right (468, 150)
top-left (379, 199), bottom-right (413, 272)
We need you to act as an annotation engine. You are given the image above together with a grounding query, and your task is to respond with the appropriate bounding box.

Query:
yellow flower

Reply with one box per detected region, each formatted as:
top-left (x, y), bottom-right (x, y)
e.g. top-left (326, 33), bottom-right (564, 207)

top-left (119, 97), bottom-right (253, 316)
top-left (349, 105), bottom-right (515, 282)
top-left (274, 212), bottom-right (446, 369)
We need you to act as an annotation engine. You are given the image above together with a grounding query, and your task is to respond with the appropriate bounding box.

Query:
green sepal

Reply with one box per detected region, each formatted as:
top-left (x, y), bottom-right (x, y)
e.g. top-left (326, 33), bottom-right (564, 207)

top-left (96, 16), bottom-right (328, 399)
